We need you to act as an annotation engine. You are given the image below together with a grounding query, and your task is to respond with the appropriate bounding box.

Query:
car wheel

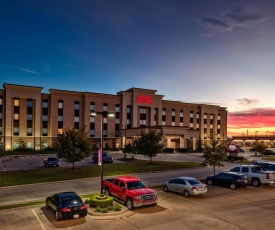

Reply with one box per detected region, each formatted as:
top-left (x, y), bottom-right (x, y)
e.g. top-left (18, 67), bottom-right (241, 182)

top-left (230, 183), bottom-right (237, 190)
top-left (207, 179), bottom-right (213, 186)
top-left (126, 198), bottom-right (134, 210)
top-left (105, 188), bottom-right (110, 197)
top-left (252, 178), bottom-right (261, 187)
top-left (163, 185), bottom-right (169, 192)
top-left (55, 210), bottom-right (61, 221)
top-left (183, 190), bottom-right (190, 198)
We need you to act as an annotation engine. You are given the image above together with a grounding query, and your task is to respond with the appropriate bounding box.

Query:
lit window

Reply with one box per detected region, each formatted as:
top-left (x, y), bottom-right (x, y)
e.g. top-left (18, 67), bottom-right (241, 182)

top-left (27, 128), bottom-right (32, 135)
top-left (74, 102), bottom-right (80, 110)
top-left (190, 123), bottom-right (193, 128)
top-left (58, 128), bottom-right (63, 134)
top-left (204, 114), bottom-right (207, 119)
top-left (210, 114), bottom-right (213, 119)
top-left (127, 119), bottom-right (130, 125)
top-left (172, 122), bottom-right (175, 126)
top-left (58, 116), bottom-right (63, 122)
top-left (197, 124), bottom-right (199, 128)
top-left (74, 117), bottom-right (79, 122)
top-left (172, 110), bottom-right (175, 116)
top-left (14, 99), bottom-right (19, 106)
top-left (103, 118), bottom-right (107, 124)
top-left (13, 127), bottom-right (19, 135)
top-left (162, 121), bottom-right (166, 125)
top-left (90, 117), bottom-right (95, 123)
top-left (42, 128), bottom-right (48, 135)
top-left (14, 113), bottom-right (19, 120)
top-left (190, 111), bottom-right (193, 118)
top-left (180, 111), bottom-right (183, 117)
top-left (180, 122), bottom-right (183, 126)
top-left (140, 120), bottom-right (146, 125)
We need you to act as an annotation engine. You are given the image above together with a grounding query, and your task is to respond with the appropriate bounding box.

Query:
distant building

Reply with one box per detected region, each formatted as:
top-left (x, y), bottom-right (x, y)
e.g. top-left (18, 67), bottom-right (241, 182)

top-left (0, 83), bottom-right (227, 151)
top-left (231, 135), bottom-right (275, 148)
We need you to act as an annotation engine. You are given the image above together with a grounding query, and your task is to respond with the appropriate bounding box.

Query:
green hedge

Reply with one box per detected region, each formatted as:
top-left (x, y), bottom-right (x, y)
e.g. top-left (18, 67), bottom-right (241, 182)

top-left (89, 194), bottom-right (113, 208)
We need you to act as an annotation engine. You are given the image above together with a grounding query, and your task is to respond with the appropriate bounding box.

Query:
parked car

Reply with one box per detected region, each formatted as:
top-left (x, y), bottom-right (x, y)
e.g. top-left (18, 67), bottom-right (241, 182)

top-left (206, 172), bottom-right (248, 190)
top-left (261, 149), bottom-right (275, 156)
top-left (239, 147), bottom-right (245, 153)
top-left (163, 176), bottom-right (207, 197)
top-left (92, 152), bottom-right (113, 163)
top-left (222, 165), bottom-right (275, 187)
top-left (254, 162), bottom-right (275, 171)
top-left (249, 147), bottom-right (256, 152)
top-left (103, 175), bottom-right (158, 210)
top-left (45, 191), bottom-right (87, 221)
top-left (44, 157), bottom-right (60, 168)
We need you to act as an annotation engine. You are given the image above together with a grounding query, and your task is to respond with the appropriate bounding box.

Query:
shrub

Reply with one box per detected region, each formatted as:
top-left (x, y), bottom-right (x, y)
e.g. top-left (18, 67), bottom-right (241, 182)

top-left (177, 148), bottom-right (187, 153)
top-left (163, 148), bottom-right (174, 153)
top-left (113, 204), bottom-right (121, 211)
top-left (95, 207), bottom-right (101, 212)
top-left (101, 208), bottom-right (108, 213)
top-left (89, 194), bottom-right (113, 208)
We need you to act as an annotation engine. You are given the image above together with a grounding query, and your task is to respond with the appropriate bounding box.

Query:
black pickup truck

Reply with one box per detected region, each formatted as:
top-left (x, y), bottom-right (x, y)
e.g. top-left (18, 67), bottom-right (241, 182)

top-left (44, 157), bottom-right (60, 168)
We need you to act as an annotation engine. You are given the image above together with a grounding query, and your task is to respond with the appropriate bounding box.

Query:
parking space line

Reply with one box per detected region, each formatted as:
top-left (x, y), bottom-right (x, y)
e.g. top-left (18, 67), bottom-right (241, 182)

top-left (32, 209), bottom-right (46, 230)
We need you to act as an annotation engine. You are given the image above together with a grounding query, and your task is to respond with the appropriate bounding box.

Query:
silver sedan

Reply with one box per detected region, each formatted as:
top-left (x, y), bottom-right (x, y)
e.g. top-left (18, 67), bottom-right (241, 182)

top-left (163, 176), bottom-right (207, 197)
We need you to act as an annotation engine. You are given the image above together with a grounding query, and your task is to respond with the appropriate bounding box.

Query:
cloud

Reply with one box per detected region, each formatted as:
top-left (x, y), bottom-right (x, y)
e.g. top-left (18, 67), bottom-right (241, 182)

top-left (236, 98), bottom-right (258, 106)
top-left (9, 66), bottom-right (40, 75)
top-left (199, 5), bottom-right (267, 36)
top-left (228, 108), bottom-right (275, 129)
top-left (224, 6), bottom-right (267, 27)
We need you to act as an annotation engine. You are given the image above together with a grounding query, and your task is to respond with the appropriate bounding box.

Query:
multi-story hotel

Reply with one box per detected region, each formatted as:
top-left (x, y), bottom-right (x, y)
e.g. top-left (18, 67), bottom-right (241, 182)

top-left (0, 83), bottom-right (227, 151)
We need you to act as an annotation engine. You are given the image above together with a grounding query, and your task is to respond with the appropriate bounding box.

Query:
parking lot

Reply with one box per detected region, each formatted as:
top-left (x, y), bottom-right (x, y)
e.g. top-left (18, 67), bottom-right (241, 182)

top-left (1, 183), bottom-right (275, 230)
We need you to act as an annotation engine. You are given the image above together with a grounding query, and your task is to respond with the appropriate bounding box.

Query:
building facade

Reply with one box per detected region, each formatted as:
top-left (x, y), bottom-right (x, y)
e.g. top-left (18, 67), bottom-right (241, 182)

top-left (231, 135), bottom-right (275, 148)
top-left (0, 83), bottom-right (227, 151)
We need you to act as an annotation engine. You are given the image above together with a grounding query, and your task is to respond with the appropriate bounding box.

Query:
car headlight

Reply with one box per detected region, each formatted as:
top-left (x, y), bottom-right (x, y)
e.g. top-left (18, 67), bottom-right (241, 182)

top-left (134, 195), bottom-right (141, 200)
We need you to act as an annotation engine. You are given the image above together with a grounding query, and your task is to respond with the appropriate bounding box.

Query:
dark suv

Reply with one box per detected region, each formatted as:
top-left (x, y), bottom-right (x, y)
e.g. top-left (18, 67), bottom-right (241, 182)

top-left (254, 162), bottom-right (275, 171)
top-left (206, 172), bottom-right (248, 190)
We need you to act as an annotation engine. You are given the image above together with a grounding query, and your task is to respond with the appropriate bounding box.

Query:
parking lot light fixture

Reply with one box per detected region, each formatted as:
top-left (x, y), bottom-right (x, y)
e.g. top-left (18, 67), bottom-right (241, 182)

top-left (90, 111), bottom-right (114, 198)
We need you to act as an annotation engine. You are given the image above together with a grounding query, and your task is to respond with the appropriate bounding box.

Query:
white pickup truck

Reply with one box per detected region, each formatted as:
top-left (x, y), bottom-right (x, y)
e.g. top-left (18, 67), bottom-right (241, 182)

top-left (222, 165), bottom-right (275, 187)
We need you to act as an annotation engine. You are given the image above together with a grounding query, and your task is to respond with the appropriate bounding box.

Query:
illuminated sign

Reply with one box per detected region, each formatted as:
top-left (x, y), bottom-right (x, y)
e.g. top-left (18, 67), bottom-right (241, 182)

top-left (136, 95), bottom-right (153, 104)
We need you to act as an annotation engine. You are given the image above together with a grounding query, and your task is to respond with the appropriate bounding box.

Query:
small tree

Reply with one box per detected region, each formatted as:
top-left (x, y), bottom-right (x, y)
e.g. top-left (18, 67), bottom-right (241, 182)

top-left (202, 132), bottom-right (227, 175)
top-left (132, 129), bottom-right (164, 163)
top-left (123, 142), bottom-right (136, 160)
top-left (14, 139), bottom-right (27, 151)
top-left (35, 139), bottom-right (48, 151)
top-left (254, 141), bottom-right (268, 156)
top-left (0, 136), bottom-right (4, 155)
top-left (54, 127), bottom-right (94, 169)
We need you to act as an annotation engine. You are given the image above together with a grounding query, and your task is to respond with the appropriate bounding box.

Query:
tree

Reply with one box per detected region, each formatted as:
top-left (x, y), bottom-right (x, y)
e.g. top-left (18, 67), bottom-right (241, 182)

top-left (0, 136), bottom-right (4, 154)
top-left (54, 127), bottom-right (94, 169)
top-left (122, 143), bottom-right (136, 160)
top-left (132, 129), bottom-right (164, 163)
top-left (202, 132), bottom-right (227, 175)
top-left (14, 139), bottom-right (27, 151)
top-left (35, 139), bottom-right (48, 151)
top-left (254, 141), bottom-right (268, 156)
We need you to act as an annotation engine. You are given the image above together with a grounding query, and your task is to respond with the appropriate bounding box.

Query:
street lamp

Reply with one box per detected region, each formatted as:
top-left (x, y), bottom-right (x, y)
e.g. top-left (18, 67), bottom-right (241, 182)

top-left (90, 111), bottom-right (114, 197)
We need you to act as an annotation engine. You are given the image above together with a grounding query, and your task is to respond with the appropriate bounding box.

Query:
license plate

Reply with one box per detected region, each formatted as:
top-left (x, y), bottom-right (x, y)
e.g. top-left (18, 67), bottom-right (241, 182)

top-left (73, 214), bottom-right (79, 219)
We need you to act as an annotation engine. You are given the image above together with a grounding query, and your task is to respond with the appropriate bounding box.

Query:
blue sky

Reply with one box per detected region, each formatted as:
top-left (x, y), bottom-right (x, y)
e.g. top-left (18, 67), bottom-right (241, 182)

top-left (1, 0), bottom-right (275, 136)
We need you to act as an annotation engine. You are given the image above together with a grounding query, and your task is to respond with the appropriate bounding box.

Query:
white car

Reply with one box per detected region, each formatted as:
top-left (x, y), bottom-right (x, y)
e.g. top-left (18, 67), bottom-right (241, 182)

top-left (163, 176), bottom-right (207, 197)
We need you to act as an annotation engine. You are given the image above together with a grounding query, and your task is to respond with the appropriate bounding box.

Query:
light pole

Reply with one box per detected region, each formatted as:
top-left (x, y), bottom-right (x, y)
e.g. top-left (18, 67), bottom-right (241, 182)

top-left (90, 111), bottom-right (114, 197)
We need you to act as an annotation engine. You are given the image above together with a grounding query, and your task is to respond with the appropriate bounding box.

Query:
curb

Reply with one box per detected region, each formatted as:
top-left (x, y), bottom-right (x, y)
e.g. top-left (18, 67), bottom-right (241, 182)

top-left (88, 207), bottom-right (134, 220)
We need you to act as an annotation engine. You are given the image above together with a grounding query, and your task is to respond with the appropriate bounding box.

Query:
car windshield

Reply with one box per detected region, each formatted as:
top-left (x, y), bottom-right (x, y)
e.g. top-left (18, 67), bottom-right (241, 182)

top-left (126, 181), bottom-right (146, 190)
top-left (48, 157), bottom-right (58, 161)
top-left (186, 179), bottom-right (201, 185)
top-left (61, 195), bottom-right (82, 206)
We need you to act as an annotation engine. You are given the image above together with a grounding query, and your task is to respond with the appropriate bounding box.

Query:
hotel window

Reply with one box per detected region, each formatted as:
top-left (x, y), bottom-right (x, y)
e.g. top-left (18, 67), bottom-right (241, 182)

top-left (115, 105), bottom-right (120, 112)
top-left (14, 113), bottom-right (19, 120)
top-left (140, 107), bottom-right (146, 128)
top-left (43, 115), bottom-right (48, 121)
top-left (0, 113), bottom-right (2, 119)
top-left (0, 127), bottom-right (2, 135)
top-left (172, 109), bottom-right (175, 126)
top-left (42, 128), bottom-right (48, 136)
top-left (103, 130), bottom-right (107, 136)
top-left (154, 108), bottom-right (158, 126)
top-left (196, 112), bottom-right (200, 130)
top-left (190, 111), bottom-right (193, 129)
top-left (115, 104), bottom-right (120, 126)
top-left (190, 111), bottom-right (193, 118)
top-left (27, 114), bottom-right (32, 121)
top-left (90, 102), bottom-right (95, 111)
top-left (74, 101), bottom-right (80, 110)
top-left (74, 117), bottom-right (79, 122)
top-left (90, 116), bottom-right (95, 123)
top-left (204, 113), bottom-right (207, 124)
top-left (27, 99), bottom-right (33, 107)
top-left (58, 128), bottom-right (63, 134)
top-left (103, 103), bottom-right (108, 112)
top-left (42, 100), bottom-right (48, 108)
top-left (27, 128), bottom-right (32, 136)
top-left (127, 106), bottom-right (132, 129)
top-left (58, 100), bottom-right (63, 109)
top-left (190, 123), bottom-right (193, 128)
top-left (13, 127), bottom-right (19, 135)
top-left (58, 116), bottom-right (63, 122)
top-left (196, 123), bottom-right (199, 129)
top-left (116, 119), bottom-right (120, 124)
top-left (0, 97), bottom-right (2, 105)
top-left (162, 108), bottom-right (166, 125)
top-left (14, 98), bottom-right (19, 106)
top-left (90, 129), bottom-right (95, 136)
top-left (180, 110), bottom-right (183, 126)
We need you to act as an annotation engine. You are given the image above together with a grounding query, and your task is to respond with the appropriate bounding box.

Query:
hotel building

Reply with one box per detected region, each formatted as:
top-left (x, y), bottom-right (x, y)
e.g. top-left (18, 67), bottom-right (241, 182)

top-left (0, 83), bottom-right (227, 151)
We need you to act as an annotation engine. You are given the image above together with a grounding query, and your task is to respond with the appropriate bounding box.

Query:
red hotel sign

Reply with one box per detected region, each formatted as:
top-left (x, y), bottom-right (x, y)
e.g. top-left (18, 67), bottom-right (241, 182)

top-left (136, 95), bottom-right (153, 104)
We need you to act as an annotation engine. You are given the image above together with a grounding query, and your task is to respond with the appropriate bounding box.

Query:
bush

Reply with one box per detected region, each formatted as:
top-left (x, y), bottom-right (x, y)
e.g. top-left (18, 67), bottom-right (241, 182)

top-left (163, 148), bottom-right (174, 153)
top-left (177, 148), bottom-right (188, 153)
top-left (89, 194), bottom-right (113, 208)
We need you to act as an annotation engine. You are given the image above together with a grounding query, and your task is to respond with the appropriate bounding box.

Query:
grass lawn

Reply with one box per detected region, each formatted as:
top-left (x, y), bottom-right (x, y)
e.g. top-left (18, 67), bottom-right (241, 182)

top-left (0, 159), bottom-right (203, 187)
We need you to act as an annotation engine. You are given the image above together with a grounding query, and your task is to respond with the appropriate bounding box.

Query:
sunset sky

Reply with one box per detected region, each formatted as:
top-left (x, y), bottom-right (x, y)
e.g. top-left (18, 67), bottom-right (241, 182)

top-left (1, 0), bottom-right (275, 137)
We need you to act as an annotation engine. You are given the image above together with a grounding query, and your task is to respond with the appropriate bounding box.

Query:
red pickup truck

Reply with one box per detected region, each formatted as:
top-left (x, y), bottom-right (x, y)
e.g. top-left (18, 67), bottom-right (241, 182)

top-left (103, 176), bottom-right (158, 210)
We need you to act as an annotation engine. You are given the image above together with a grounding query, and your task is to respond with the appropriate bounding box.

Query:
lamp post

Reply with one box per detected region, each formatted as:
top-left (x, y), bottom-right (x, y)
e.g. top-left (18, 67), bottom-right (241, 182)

top-left (90, 111), bottom-right (114, 197)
